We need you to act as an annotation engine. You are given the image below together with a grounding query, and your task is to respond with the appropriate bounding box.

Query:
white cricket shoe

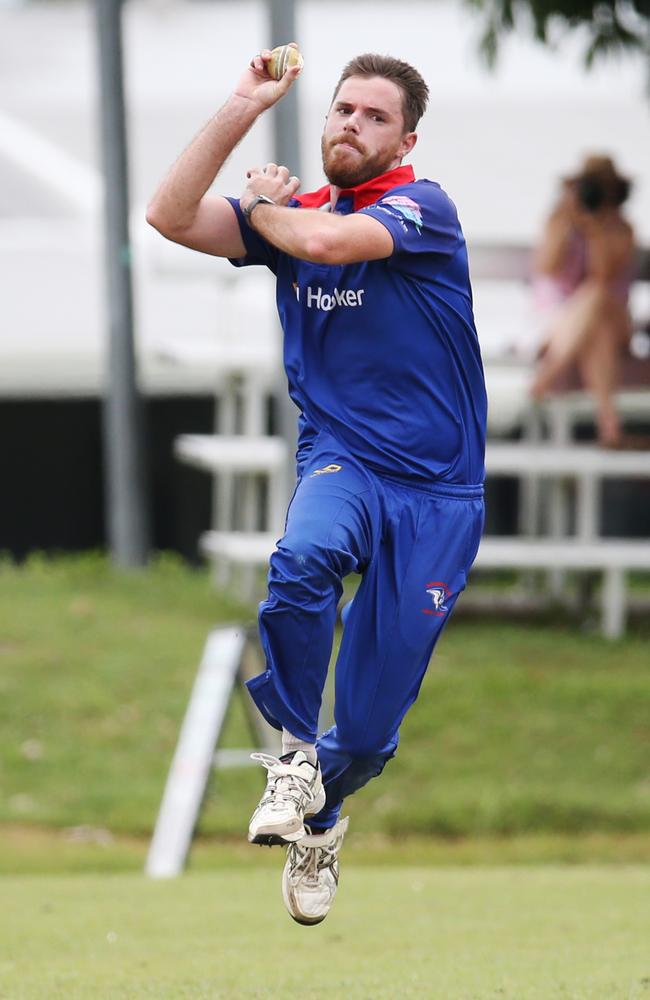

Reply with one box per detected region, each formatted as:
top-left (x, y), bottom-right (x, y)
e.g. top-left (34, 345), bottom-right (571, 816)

top-left (247, 751), bottom-right (326, 846)
top-left (282, 816), bottom-right (349, 925)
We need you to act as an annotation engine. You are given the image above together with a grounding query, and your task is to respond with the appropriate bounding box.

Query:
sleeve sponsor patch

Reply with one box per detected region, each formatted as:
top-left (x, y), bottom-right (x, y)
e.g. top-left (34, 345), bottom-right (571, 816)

top-left (378, 195), bottom-right (423, 233)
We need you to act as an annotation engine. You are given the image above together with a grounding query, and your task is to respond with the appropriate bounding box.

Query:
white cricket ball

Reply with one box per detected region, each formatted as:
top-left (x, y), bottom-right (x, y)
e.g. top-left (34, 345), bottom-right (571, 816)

top-left (268, 44), bottom-right (304, 81)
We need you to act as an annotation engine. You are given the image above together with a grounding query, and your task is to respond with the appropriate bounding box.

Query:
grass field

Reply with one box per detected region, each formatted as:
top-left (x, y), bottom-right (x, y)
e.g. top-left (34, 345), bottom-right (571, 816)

top-left (2, 554), bottom-right (650, 847)
top-left (2, 866), bottom-right (650, 999)
top-left (2, 555), bottom-right (650, 998)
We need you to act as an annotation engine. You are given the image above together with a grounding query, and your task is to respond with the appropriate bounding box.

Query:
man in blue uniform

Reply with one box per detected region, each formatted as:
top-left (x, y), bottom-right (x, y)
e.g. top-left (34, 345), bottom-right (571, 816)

top-left (147, 47), bottom-right (486, 925)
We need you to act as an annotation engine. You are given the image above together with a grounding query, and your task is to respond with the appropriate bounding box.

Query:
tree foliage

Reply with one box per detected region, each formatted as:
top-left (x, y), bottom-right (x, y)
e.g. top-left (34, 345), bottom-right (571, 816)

top-left (465, 0), bottom-right (650, 69)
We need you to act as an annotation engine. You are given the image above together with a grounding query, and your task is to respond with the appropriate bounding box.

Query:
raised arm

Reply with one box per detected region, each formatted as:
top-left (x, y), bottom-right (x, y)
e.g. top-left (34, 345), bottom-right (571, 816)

top-left (535, 185), bottom-right (579, 277)
top-left (145, 48), bottom-right (302, 258)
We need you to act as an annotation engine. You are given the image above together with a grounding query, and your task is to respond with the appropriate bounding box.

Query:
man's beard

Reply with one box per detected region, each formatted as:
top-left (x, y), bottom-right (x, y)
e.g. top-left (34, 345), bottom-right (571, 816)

top-left (321, 135), bottom-right (398, 189)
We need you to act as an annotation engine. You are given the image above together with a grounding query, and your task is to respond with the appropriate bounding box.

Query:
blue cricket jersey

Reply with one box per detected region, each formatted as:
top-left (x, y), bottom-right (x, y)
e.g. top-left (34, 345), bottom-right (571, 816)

top-left (227, 164), bottom-right (486, 486)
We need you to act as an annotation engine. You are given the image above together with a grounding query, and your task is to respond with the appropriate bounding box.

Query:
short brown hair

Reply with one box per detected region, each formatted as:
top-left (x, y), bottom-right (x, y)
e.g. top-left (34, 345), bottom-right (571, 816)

top-left (332, 54), bottom-right (429, 133)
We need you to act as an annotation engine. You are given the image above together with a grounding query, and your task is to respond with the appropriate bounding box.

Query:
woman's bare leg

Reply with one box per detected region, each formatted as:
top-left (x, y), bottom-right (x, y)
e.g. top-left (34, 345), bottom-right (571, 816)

top-left (576, 323), bottom-right (623, 445)
top-left (531, 283), bottom-right (607, 397)
top-left (530, 282), bottom-right (631, 445)
top-left (576, 301), bottom-right (631, 446)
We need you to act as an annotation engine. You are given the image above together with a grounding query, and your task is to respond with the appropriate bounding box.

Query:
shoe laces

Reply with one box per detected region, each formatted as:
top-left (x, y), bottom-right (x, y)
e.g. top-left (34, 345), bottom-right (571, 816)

top-left (250, 752), bottom-right (319, 811)
top-left (286, 836), bottom-right (340, 888)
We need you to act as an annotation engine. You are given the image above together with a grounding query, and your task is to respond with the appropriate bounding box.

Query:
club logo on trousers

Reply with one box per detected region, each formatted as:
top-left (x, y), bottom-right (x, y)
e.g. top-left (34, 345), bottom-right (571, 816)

top-left (421, 581), bottom-right (451, 616)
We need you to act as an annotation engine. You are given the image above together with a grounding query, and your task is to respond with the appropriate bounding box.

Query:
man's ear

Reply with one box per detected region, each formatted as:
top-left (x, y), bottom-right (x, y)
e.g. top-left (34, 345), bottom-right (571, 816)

top-left (399, 132), bottom-right (417, 159)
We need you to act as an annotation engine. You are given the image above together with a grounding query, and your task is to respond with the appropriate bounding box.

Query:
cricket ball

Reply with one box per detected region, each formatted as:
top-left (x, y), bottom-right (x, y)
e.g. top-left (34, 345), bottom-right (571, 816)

top-left (268, 43), bottom-right (304, 81)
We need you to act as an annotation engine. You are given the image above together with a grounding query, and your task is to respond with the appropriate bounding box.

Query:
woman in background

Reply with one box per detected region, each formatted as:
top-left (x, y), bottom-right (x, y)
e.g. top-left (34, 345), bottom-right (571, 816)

top-left (531, 154), bottom-right (636, 447)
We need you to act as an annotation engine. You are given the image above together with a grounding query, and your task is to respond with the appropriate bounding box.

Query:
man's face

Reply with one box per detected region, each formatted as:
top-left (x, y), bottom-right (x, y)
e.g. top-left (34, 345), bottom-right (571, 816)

top-left (321, 75), bottom-right (416, 189)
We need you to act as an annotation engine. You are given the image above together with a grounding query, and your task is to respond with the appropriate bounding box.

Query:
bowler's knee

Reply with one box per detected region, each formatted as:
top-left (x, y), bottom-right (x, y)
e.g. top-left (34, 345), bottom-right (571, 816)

top-left (275, 523), bottom-right (358, 585)
top-left (273, 533), bottom-right (332, 582)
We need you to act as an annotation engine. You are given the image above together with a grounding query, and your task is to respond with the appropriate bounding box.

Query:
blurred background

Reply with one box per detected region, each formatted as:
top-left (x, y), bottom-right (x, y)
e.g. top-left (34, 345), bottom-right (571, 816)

top-left (1, 0), bottom-right (649, 560)
top-left (1, 0), bottom-right (650, 890)
top-left (3, 9), bottom-right (650, 997)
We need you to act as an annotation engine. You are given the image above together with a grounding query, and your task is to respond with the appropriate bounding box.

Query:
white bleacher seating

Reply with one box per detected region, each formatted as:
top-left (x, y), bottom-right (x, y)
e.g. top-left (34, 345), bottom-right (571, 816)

top-left (474, 538), bottom-right (650, 639)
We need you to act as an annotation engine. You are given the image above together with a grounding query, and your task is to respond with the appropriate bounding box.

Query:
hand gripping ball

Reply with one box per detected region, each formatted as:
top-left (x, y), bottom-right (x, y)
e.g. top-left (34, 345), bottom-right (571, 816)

top-left (268, 44), bottom-right (304, 81)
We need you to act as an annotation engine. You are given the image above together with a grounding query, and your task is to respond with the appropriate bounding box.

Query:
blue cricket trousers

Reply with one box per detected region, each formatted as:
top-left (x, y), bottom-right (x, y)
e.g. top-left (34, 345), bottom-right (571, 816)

top-left (246, 430), bottom-right (484, 830)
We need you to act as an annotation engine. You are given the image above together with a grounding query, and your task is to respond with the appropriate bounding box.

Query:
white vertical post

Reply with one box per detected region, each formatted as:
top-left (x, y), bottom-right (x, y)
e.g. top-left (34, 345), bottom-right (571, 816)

top-left (547, 476), bottom-right (571, 597)
top-left (601, 568), bottom-right (625, 640)
top-left (576, 472), bottom-right (599, 541)
top-left (214, 377), bottom-right (237, 531)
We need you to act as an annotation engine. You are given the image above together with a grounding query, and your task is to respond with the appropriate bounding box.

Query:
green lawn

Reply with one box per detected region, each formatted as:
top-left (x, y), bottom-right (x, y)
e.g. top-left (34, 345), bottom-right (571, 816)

top-left (0, 553), bottom-right (251, 834)
top-left (2, 867), bottom-right (649, 999)
top-left (2, 554), bottom-right (650, 854)
top-left (2, 556), bottom-right (650, 997)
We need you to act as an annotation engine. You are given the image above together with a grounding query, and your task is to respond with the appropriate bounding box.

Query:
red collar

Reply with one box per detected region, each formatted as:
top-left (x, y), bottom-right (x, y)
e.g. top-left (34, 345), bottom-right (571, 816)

top-left (294, 164), bottom-right (415, 212)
